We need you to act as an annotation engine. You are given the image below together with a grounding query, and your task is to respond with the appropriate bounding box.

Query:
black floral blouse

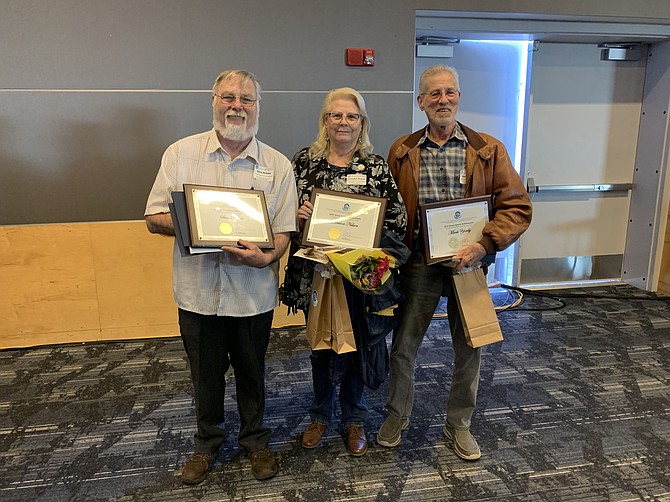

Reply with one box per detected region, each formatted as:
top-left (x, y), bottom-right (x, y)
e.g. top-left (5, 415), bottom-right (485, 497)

top-left (279, 147), bottom-right (408, 313)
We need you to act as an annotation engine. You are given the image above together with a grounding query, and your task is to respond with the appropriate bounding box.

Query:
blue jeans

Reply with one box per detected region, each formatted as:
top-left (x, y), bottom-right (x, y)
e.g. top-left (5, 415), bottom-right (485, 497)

top-left (386, 255), bottom-right (481, 428)
top-left (179, 308), bottom-right (273, 454)
top-left (303, 305), bottom-right (367, 428)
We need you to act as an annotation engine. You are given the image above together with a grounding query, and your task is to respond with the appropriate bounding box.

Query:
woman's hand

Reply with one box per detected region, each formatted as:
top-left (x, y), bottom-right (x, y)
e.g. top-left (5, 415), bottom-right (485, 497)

top-left (297, 200), bottom-right (314, 229)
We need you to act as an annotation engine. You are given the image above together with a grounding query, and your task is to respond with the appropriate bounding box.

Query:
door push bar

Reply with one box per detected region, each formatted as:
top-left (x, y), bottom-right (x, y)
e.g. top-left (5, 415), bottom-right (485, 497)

top-left (526, 177), bottom-right (633, 195)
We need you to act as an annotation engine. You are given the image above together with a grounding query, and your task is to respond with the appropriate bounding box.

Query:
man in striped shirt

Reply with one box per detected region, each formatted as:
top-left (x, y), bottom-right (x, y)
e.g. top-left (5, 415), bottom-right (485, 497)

top-left (145, 69), bottom-right (298, 484)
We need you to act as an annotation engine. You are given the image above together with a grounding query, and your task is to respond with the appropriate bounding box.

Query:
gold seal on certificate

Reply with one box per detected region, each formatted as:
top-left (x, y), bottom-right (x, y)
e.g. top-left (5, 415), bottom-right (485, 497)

top-left (183, 184), bottom-right (274, 248)
top-left (419, 195), bottom-right (493, 264)
top-left (302, 188), bottom-right (386, 249)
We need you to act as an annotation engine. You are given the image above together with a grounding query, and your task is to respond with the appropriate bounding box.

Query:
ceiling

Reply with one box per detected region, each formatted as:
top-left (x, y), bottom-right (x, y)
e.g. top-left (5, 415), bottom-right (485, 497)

top-left (416, 11), bottom-right (670, 45)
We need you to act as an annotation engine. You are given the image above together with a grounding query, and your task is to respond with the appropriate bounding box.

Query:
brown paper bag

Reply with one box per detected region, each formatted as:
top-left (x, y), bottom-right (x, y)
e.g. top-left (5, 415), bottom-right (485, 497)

top-left (452, 268), bottom-right (503, 348)
top-left (330, 274), bottom-right (357, 354)
top-left (306, 270), bottom-right (333, 350)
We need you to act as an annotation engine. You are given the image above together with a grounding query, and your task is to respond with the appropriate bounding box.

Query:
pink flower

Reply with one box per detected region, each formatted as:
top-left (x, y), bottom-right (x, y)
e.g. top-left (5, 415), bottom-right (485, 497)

top-left (351, 255), bottom-right (391, 292)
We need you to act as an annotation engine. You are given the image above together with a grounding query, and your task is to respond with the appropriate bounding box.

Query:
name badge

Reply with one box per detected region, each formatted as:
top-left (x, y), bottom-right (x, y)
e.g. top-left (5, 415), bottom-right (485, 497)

top-left (253, 165), bottom-right (273, 181)
top-left (346, 173), bottom-right (367, 185)
top-left (459, 168), bottom-right (467, 185)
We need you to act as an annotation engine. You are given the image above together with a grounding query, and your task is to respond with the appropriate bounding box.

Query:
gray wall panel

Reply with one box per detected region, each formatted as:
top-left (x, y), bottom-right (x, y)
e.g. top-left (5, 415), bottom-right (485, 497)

top-left (5, 0), bottom-right (670, 225)
top-left (0, 90), bottom-right (413, 224)
top-left (0, 92), bottom-right (211, 223)
top-left (1, 0), bottom-right (414, 91)
top-left (1, 0), bottom-right (416, 224)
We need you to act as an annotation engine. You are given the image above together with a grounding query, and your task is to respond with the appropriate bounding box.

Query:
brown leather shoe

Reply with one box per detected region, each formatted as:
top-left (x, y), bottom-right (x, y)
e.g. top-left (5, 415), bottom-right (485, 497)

top-left (344, 425), bottom-right (368, 456)
top-left (181, 452), bottom-right (213, 485)
top-left (301, 422), bottom-right (327, 449)
top-left (249, 448), bottom-right (278, 480)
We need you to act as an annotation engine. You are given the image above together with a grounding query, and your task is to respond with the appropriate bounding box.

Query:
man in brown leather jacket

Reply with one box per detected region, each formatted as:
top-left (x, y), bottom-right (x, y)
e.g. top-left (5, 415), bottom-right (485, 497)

top-left (376, 65), bottom-right (532, 460)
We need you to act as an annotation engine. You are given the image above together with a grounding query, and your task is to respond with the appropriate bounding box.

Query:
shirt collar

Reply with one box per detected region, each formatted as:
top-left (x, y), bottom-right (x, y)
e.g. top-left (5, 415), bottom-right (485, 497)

top-left (419, 123), bottom-right (468, 148)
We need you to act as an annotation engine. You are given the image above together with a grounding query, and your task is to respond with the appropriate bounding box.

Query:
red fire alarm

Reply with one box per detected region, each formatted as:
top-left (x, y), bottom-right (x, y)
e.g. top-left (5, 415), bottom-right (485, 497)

top-left (346, 48), bottom-right (375, 67)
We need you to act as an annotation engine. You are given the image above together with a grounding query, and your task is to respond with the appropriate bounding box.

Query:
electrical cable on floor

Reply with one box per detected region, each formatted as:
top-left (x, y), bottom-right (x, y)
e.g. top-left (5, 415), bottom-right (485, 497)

top-left (497, 284), bottom-right (670, 312)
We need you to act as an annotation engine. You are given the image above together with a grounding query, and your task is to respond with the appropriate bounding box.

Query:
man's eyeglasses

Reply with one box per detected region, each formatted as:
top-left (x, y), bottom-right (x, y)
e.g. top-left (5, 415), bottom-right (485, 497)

top-left (421, 89), bottom-right (459, 101)
top-left (213, 93), bottom-right (259, 107)
top-left (326, 112), bottom-right (361, 124)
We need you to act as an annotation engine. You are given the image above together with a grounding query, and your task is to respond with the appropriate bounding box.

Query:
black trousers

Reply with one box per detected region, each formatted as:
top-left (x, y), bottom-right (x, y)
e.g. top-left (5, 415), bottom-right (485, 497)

top-left (178, 308), bottom-right (273, 454)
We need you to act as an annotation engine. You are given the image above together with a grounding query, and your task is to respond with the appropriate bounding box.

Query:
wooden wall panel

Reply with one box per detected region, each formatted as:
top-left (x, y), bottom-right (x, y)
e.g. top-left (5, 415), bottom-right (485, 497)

top-left (91, 222), bottom-right (176, 330)
top-left (0, 224), bottom-right (100, 348)
top-left (0, 222), bottom-right (303, 350)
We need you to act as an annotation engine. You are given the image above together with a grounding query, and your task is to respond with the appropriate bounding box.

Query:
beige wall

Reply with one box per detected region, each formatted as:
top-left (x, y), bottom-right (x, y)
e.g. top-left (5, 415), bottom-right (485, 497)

top-left (0, 222), bottom-right (303, 350)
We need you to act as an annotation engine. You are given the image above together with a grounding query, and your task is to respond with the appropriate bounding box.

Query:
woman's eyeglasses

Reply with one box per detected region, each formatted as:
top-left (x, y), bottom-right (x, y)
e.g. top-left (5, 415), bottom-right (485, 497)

top-left (325, 112), bottom-right (361, 124)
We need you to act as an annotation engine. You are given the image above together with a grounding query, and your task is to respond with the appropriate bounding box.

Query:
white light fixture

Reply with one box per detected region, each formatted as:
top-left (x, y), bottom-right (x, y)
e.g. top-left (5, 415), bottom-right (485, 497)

top-left (416, 44), bottom-right (454, 58)
top-left (415, 36), bottom-right (459, 59)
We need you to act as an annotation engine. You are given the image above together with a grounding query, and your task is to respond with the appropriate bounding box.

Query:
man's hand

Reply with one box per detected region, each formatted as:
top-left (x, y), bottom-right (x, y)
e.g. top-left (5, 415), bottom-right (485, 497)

top-left (453, 242), bottom-right (487, 272)
top-left (223, 240), bottom-right (274, 268)
top-left (221, 233), bottom-right (290, 269)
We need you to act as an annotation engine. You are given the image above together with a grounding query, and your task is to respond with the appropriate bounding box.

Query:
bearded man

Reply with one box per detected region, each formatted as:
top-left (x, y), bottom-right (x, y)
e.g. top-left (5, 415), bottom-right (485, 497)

top-left (145, 69), bottom-right (298, 484)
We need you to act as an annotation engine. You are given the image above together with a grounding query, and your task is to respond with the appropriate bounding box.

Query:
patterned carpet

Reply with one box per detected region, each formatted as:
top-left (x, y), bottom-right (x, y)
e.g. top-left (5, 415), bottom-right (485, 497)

top-left (1, 285), bottom-right (669, 501)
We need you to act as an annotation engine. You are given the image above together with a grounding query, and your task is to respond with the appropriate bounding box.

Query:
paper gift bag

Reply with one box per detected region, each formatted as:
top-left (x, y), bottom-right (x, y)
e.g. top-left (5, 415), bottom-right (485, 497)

top-left (306, 269), bottom-right (333, 350)
top-left (452, 268), bottom-right (503, 348)
top-left (330, 274), bottom-right (357, 354)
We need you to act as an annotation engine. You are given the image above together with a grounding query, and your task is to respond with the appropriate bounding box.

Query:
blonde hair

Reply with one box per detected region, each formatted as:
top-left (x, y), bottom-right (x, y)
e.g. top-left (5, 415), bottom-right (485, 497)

top-left (308, 87), bottom-right (372, 160)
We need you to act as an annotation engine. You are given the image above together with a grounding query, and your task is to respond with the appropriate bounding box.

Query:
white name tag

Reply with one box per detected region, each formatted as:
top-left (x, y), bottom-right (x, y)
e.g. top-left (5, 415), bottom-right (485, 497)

top-left (459, 168), bottom-right (467, 185)
top-left (346, 173), bottom-right (367, 185)
top-left (253, 165), bottom-right (273, 181)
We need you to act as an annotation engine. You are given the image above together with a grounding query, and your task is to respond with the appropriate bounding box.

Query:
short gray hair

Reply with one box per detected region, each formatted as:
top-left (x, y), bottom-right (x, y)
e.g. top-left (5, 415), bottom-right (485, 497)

top-left (419, 65), bottom-right (460, 94)
top-left (212, 69), bottom-right (262, 100)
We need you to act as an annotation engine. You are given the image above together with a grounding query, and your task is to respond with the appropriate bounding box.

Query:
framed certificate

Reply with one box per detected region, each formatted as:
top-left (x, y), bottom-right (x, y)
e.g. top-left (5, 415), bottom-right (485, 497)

top-left (419, 195), bottom-right (493, 265)
top-left (183, 184), bottom-right (274, 248)
top-left (302, 188), bottom-right (386, 248)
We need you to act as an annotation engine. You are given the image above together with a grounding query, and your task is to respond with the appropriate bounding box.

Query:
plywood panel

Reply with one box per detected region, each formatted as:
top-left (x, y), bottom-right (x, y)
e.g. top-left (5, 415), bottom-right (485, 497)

top-left (0, 222), bottom-right (304, 350)
top-left (91, 221), bottom-right (176, 329)
top-left (0, 224), bottom-right (100, 338)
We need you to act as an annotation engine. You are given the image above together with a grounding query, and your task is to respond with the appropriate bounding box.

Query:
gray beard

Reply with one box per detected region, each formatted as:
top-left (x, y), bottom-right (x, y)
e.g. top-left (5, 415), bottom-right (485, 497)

top-left (213, 115), bottom-right (258, 142)
top-left (217, 123), bottom-right (253, 142)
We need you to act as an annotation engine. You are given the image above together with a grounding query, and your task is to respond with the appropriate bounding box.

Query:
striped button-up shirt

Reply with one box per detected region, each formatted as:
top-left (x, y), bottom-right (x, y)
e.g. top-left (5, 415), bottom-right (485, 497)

top-left (145, 129), bottom-right (298, 317)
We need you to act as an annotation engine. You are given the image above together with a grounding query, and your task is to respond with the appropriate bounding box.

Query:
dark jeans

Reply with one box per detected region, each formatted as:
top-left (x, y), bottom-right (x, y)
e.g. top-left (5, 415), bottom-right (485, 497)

top-left (387, 255), bottom-right (482, 428)
top-left (304, 311), bottom-right (368, 428)
top-left (178, 308), bottom-right (273, 454)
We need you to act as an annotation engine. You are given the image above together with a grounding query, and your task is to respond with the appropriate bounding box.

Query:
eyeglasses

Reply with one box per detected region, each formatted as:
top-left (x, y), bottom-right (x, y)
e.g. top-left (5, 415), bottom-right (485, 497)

top-left (213, 93), bottom-right (259, 107)
top-left (326, 112), bottom-right (361, 124)
top-left (421, 88), bottom-right (459, 101)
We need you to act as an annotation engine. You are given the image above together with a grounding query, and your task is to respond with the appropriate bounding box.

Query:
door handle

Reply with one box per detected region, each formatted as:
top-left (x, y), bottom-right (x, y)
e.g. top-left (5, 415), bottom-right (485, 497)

top-left (526, 177), bottom-right (632, 195)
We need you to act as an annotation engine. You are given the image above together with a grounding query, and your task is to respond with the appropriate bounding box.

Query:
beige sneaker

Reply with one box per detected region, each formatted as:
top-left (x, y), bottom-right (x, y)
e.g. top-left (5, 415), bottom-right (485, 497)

top-left (443, 423), bottom-right (481, 460)
top-left (376, 414), bottom-right (410, 447)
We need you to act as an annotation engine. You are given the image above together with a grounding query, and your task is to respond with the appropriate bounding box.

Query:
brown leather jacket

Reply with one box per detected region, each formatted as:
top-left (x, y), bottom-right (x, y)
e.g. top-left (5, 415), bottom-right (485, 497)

top-left (387, 123), bottom-right (532, 254)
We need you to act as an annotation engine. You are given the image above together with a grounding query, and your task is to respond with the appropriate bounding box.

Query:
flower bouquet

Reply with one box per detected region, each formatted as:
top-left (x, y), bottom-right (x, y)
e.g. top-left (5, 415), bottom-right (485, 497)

top-left (326, 248), bottom-right (396, 294)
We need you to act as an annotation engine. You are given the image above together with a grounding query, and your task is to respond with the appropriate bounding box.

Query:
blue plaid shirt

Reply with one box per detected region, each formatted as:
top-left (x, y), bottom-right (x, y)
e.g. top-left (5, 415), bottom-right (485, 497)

top-left (414, 124), bottom-right (468, 244)
top-left (418, 123), bottom-right (467, 204)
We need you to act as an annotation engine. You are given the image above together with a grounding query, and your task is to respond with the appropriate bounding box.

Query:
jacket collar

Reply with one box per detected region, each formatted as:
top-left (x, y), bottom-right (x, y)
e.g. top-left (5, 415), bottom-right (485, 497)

top-left (393, 122), bottom-right (494, 160)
